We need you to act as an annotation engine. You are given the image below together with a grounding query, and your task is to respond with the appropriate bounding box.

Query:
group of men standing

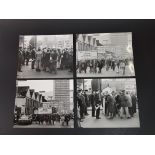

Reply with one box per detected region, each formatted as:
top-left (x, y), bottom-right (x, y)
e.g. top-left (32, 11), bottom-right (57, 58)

top-left (77, 88), bottom-right (138, 127)
top-left (17, 47), bottom-right (73, 74)
top-left (103, 90), bottom-right (138, 119)
top-left (77, 90), bottom-right (102, 121)
top-left (77, 57), bottom-right (129, 75)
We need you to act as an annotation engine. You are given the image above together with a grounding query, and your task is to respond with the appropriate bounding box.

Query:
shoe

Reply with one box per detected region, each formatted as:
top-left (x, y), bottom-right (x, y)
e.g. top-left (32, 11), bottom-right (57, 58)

top-left (96, 117), bottom-right (101, 119)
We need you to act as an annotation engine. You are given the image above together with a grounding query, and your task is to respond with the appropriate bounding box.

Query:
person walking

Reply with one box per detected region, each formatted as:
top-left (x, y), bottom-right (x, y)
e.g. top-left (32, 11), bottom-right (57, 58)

top-left (36, 48), bottom-right (42, 72)
top-left (50, 49), bottom-right (58, 74)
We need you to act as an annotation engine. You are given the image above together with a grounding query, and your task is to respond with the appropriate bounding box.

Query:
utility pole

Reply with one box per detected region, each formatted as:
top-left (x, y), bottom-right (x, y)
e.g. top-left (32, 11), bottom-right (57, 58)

top-left (83, 79), bottom-right (84, 91)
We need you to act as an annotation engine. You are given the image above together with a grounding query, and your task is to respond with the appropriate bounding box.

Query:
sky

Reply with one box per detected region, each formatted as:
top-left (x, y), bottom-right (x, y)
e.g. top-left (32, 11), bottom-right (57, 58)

top-left (18, 80), bottom-right (73, 92)
top-left (24, 34), bottom-right (73, 44)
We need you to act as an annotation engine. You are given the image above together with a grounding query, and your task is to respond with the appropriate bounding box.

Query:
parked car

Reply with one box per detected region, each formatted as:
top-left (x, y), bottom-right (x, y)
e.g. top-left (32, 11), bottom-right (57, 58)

top-left (18, 115), bottom-right (32, 125)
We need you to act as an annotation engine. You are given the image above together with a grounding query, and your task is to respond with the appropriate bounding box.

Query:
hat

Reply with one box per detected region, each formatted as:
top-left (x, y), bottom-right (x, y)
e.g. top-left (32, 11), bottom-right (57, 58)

top-left (77, 89), bottom-right (82, 92)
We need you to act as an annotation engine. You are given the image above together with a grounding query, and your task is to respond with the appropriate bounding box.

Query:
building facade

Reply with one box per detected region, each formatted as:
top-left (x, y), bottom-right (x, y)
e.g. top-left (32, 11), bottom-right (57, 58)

top-left (76, 34), bottom-right (97, 51)
top-left (15, 86), bottom-right (43, 115)
top-left (53, 80), bottom-right (71, 112)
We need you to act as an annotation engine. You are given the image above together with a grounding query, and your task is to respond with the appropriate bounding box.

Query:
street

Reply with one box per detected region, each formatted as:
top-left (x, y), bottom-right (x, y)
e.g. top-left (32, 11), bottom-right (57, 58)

top-left (17, 62), bottom-right (73, 78)
top-left (77, 66), bottom-right (135, 77)
top-left (81, 110), bottom-right (140, 128)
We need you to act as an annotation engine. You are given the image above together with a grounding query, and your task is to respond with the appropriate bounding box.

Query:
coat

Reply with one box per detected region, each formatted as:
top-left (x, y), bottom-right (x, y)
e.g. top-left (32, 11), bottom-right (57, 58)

top-left (131, 95), bottom-right (137, 113)
top-left (89, 94), bottom-right (95, 107)
top-left (120, 94), bottom-right (132, 107)
top-left (107, 95), bottom-right (115, 113)
top-left (126, 94), bottom-right (132, 107)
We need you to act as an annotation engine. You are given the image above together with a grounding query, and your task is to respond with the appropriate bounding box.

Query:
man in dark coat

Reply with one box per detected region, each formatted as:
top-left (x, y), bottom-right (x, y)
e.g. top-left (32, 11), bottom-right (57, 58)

top-left (106, 59), bottom-right (110, 71)
top-left (77, 90), bottom-right (85, 120)
top-left (25, 49), bottom-right (30, 66)
top-left (120, 90), bottom-right (130, 119)
top-left (83, 91), bottom-right (89, 116)
top-left (64, 114), bottom-right (70, 126)
top-left (31, 48), bottom-right (36, 69)
top-left (89, 91), bottom-right (95, 117)
top-left (68, 50), bottom-right (73, 72)
top-left (115, 92), bottom-right (122, 116)
top-left (22, 48), bottom-right (26, 65)
top-left (94, 91), bottom-right (101, 119)
top-left (50, 50), bottom-right (58, 74)
top-left (17, 48), bottom-right (23, 72)
top-left (79, 61), bottom-right (87, 73)
top-left (97, 60), bottom-right (102, 73)
top-left (111, 59), bottom-right (116, 71)
top-left (44, 48), bottom-right (51, 71)
top-left (131, 93), bottom-right (137, 116)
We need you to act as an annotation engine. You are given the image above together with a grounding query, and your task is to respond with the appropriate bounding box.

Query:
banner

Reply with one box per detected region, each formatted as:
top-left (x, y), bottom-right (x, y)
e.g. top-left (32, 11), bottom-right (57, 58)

top-left (64, 40), bottom-right (72, 48)
top-left (77, 50), bottom-right (97, 60)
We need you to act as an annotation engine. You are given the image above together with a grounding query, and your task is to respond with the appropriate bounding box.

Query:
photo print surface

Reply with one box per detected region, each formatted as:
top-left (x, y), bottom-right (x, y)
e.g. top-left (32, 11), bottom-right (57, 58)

top-left (17, 35), bottom-right (73, 78)
top-left (77, 78), bottom-right (140, 128)
top-left (76, 32), bottom-right (135, 77)
top-left (14, 80), bottom-right (74, 128)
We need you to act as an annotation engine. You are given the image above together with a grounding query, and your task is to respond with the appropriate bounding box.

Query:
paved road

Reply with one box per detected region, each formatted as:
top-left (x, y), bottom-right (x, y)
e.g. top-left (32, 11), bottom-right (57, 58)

top-left (77, 66), bottom-right (135, 77)
top-left (14, 120), bottom-right (74, 128)
top-left (81, 110), bottom-right (140, 128)
top-left (17, 63), bottom-right (73, 78)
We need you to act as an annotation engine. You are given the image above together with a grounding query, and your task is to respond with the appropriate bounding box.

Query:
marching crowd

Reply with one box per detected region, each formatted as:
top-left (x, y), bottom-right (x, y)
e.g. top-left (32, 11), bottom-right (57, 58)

top-left (77, 58), bottom-right (132, 75)
top-left (77, 89), bottom-right (138, 127)
top-left (14, 106), bottom-right (74, 127)
top-left (17, 47), bottom-right (73, 74)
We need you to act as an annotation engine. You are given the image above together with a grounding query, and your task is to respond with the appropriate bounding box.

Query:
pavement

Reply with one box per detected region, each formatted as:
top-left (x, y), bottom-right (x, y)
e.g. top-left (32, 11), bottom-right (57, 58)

top-left (17, 62), bottom-right (73, 78)
top-left (77, 66), bottom-right (135, 77)
top-left (14, 120), bottom-right (74, 128)
top-left (80, 110), bottom-right (140, 128)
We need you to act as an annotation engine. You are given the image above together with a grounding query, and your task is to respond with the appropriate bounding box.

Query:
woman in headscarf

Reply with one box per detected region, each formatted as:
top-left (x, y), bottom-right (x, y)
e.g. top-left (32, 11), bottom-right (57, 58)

top-left (107, 92), bottom-right (115, 119)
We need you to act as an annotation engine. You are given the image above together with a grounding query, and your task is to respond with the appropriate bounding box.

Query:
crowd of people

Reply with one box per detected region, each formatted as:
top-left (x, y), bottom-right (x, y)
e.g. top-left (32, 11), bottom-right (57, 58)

top-left (77, 89), bottom-right (138, 127)
top-left (17, 47), bottom-right (73, 74)
top-left (77, 57), bottom-right (132, 75)
top-left (14, 106), bottom-right (74, 127)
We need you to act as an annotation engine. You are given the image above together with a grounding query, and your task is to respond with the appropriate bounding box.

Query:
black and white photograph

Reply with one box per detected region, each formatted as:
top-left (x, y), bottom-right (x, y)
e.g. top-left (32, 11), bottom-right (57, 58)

top-left (17, 35), bottom-right (73, 78)
top-left (14, 79), bottom-right (74, 128)
top-left (77, 78), bottom-right (140, 128)
top-left (76, 33), bottom-right (135, 77)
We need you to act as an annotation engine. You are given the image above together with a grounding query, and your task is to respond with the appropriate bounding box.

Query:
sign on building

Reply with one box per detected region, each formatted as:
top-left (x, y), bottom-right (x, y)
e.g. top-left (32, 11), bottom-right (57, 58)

top-left (64, 40), bottom-right (71, 48)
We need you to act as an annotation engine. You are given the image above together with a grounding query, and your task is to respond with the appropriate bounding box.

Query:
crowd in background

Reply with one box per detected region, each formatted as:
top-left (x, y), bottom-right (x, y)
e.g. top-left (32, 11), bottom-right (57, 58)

top-left (14, 105), bottom-right (74, 127)
top-left (17, 47), bottom-right (73, 74)
top-left (77, 57), bottom-right (132, 75)
top-left (77, 89), bottom-right (138, 127)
